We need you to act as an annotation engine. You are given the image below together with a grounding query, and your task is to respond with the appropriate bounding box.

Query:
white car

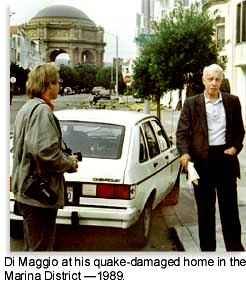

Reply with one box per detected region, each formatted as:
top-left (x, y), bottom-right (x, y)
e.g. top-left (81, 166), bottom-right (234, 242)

top-left (10, 109), bottom-right (180, 246)
top-left (63, 87), bottom-right (74, 95)
top-left (91, 86), bottom-right (111, 99)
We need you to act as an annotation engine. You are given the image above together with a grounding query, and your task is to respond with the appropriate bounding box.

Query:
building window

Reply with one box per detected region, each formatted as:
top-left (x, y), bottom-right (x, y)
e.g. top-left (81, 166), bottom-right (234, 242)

top-left (183, 0), bottom-right (189, 7)
top-left (236, 1), bottom-right (246, 43)
top-left (216, 24), bottom-right (225, 49)
top-left (215, 16), bottom-right (225, 49)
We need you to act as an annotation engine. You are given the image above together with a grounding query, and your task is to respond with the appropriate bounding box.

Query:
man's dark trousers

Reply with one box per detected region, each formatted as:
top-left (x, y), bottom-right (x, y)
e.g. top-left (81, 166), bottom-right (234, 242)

top-left (193, 145), bottom-right (244, 252)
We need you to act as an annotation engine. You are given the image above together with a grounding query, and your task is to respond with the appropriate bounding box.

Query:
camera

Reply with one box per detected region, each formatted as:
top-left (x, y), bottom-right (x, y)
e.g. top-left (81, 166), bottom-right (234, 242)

top-left (73, 151), bottom-right (82, 161)
top-left (24, 176), bottom-right (58, 205)
top-left (63, 143), bottom-right (82, 161)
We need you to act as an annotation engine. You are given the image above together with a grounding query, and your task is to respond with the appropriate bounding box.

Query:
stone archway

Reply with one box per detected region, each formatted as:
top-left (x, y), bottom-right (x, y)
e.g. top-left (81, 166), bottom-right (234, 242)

top-left (81, 50), bottom-right (95, 64)
top-left (23, 5), bottom-right (105, 66)
top-left (73, 47), bottom-right (81, 65)
top-left (49, 48), bottom-right (68, 62)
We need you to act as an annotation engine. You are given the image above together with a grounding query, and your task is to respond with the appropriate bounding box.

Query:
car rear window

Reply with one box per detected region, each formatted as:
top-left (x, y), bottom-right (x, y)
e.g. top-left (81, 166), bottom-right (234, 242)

top-left (60, 121), bottom-right (125, 159)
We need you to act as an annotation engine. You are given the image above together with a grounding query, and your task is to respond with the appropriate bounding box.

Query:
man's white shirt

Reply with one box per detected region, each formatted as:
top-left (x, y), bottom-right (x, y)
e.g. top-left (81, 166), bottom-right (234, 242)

top-left (204, 93), bottom-right (226, 146)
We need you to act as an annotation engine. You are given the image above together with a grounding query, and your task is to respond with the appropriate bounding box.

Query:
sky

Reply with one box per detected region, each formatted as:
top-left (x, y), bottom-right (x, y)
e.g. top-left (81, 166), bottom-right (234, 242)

top-left (8, 0), bottom-right (142, 63)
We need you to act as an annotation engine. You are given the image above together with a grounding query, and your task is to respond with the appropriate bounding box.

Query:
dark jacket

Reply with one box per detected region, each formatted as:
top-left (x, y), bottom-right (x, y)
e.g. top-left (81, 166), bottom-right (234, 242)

top-left (176, 92), bottom-right (245, 178)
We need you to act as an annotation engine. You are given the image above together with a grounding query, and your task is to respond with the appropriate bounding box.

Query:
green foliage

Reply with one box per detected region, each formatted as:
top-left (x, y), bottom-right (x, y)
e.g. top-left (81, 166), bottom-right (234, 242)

top-left (118, 72), bottom-right (127, 94)
top-left (96, 66), bottom-right (126, 94)
top-left (134, 2), bottom-right (220, 98)
top-left (135, 33), bottom-right (155, 49)
top-left (11, 62), bottom-right (126, 96)
top-left (59, 65), bottom-right (79, 89)
top-left (75, 64), bottom-right (98, 92)
top-left (10, 62), bottom-right (30, 94)
top-left (96, 66), bottom-right (112, 89)
top-left (58, 64), bottom-right (99, 92)
top-left (154, 2), bottom-right (219, 94)
top-left (132, 47), bottom-right (160, 99)
top-left (132, 47), bottom-right (162, 118)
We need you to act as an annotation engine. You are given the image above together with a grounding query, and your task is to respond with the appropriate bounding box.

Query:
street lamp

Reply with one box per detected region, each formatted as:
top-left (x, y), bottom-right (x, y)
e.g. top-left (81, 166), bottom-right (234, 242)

top-left (115, 34), bottom-right (119, 97)
top-left (106, 32), bottom-right (119, 97)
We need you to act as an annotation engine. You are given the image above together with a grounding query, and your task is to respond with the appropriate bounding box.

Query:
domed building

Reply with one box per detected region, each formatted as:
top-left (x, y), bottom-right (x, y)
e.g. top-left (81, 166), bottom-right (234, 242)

top-left (23, 5), bottom-right (105, 65)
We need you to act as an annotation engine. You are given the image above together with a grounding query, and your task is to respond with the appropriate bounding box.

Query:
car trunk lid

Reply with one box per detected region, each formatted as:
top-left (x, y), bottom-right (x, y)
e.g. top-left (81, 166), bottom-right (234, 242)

top-left (64, 158), bottom-right (127, 183)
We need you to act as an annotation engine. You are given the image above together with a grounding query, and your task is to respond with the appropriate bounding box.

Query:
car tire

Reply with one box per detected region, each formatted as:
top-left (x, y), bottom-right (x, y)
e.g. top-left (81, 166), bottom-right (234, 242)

top-left (127, 197), bottom-right (153, 248)
top-left (10, 220), bottom-right (23, 239)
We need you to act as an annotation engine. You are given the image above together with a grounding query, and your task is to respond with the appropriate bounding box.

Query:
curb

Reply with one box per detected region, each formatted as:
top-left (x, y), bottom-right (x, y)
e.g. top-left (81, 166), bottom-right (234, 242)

top-left (174, 226), bottom-right (200, 252)
top-left (168, 227), bottom-right (185, 251)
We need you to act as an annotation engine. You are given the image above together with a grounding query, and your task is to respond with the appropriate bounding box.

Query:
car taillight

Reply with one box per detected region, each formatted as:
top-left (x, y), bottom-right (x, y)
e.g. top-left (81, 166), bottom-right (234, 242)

top-left (96, 184), bottom-right (132, 200)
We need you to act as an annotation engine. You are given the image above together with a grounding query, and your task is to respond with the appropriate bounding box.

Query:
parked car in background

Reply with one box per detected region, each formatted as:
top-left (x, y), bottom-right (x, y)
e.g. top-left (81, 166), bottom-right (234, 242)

top-left (63, 86), bottom-right (74, 95)
top-left (92, 86), bottom-right (111, 100)
top-left (9, 110), bottom-right (180, 246)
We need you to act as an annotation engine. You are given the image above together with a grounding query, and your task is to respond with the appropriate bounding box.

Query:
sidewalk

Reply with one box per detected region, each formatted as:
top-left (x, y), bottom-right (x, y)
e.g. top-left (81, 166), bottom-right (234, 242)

top-left (163, 166), bottom-right (246, 252)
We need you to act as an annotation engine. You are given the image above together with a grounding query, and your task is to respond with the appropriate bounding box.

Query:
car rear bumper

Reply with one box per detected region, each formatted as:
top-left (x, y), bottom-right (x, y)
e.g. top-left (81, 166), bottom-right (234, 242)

top-left (9, 200), bottom-right (139, 229)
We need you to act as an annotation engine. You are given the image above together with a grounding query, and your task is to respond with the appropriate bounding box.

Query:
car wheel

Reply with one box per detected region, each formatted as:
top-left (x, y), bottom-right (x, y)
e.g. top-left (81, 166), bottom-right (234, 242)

top-left (127, 197), bottom-right (153, 248)
top-left (10, 220), bottom-right (23, 239)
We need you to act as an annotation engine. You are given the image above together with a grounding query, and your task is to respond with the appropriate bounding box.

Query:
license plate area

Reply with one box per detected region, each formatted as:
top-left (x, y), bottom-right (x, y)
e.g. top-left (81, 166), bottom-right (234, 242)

top-left (65, 182), bottom-right (81, 206)
top-left (67, 186), bottom-right (73, 203)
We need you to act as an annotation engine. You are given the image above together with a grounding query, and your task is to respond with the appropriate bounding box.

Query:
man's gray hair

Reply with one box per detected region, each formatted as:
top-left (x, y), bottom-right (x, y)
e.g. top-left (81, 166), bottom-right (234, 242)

top-left (203, 64), bottom-right (224, 79)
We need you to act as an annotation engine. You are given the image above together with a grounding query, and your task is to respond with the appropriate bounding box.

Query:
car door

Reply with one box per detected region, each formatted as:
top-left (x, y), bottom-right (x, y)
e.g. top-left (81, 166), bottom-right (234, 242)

top-left (150, 119), bottom-right (173, 192)
top-left (150, 119), bottom-right (180, 186)
top-left (142, 118), bottom-right (176, 204)
top-left (140, 120), bottom-right (166, 204)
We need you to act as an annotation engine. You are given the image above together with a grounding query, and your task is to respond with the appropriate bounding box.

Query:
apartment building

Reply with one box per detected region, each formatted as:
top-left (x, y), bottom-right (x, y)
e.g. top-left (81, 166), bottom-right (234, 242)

top-left (206, 0), bottom-right (246, 125)
top-left (10, 26), bottom-right (43, 70)
top-left (136, 0), bottom-right (246, 124)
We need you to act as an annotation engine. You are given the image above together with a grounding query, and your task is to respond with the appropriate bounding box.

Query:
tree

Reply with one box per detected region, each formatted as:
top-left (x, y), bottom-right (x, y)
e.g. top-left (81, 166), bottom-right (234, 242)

top-left (133, 47), bottom-right (162, 118)
top-left (96, 66), bottom-right (126, 94)
top-left (96, 66), bottom-right (112, 89)
top-left (137, 2), bottom-right (220, 112)
top-left (75, 64), bottom-right (98, 92)
top-left (117, 70), bottom-right (127, 94)
top-left (10, 62), bottom-right (30, 95)
top-left (59, 65), bottom-right (79, 90)
top-left (133, 2), bottom-right (220, 116)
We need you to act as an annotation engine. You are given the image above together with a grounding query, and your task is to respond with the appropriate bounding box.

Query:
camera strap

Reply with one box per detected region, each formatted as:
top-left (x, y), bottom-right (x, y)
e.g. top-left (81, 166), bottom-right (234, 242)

top-left (17, 102), bottom-right (44, 164)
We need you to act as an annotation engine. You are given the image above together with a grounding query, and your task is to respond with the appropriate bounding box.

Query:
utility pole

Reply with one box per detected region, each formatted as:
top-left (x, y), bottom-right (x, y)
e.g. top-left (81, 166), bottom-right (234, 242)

top-left (107, 32), bottom-right (119, 97)
top-left (110, 61), bottom-right (114, 95)
top-left (115, 34), bottom-right (119, 97)
top-left (143, 0), bottom-right (151, 114)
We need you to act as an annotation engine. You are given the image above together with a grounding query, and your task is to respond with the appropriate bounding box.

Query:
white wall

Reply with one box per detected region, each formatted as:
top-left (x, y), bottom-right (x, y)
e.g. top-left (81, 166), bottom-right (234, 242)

top-left (236, 67), bottom-right (246, 125)
top-left (208, 0), bottom-right (246, 125)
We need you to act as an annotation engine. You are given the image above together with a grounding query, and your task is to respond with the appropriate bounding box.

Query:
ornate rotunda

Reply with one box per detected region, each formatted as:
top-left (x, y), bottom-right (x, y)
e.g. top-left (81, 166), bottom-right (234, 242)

top-left (23, 5), bottom-right (105, 65)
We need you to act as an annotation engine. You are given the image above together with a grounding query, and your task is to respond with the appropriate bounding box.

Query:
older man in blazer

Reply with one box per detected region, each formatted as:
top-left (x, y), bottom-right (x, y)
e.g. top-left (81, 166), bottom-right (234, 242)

top-left (176, 64), bottom-right (245, 251)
